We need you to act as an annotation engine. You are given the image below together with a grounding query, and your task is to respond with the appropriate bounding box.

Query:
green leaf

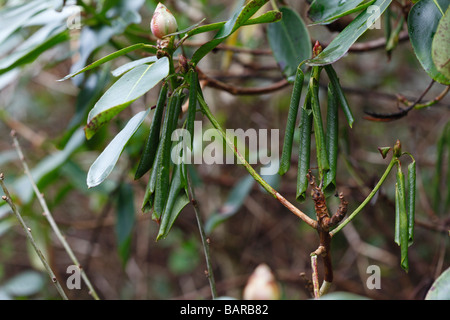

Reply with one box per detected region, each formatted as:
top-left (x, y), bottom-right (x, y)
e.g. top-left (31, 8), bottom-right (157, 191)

top-left (395, 164), bottom-right (409, 272)
top-left (0, 0), bottom-right (51, 44)
top-left (85, 57), bottom-right (169, 140)
top-left (407, 160), bottom-right (416, 246)
top-left (323, 84), bottom-right (339, 196)
top-left (308, 0), bottom-right (376, 25)
top-left (134, 84), bottom-right (168, 180)
top-left (296, 92), bottom-right (313, 202)
top-left (205, 174), bottom-right (255, 234)
top-left (157, 165), bottom-right (190, 240)
top-left (408, 0), bottom-right (450, 85)
top-left (267, 7), bottom-right (312, 78)
top-left (324, 65), bottom-right (354, 128)
top-left (59, 44), bottom-right (151, 81)
top-left (307, 0), bottom-right (392, 66)
top-left (432, 6), bottom-right (450, 80)
top-left (115, 183), bottom-right (136, 266)
top-left (425, 266), bottom-right (450, 300)
top-left (310, 68), bottom-right (330, 176)
top-left (187, 71), bottom-right (199, 150)
top-left (153, 94), bottom-right (184, 220)
top-left (0, 25), bottom-right (69, 75)
top-left (111, 56), bottom-right (157, 77)
top-left (87, 109), bottom-right (149, 188)
top-left (191, 0), bottom-right (269, 65)
top-left (279, 65), bottom-right (305, 175)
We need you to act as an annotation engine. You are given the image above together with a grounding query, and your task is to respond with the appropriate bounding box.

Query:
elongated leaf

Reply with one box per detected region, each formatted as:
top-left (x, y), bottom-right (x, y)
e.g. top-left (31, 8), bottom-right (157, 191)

top-left (279, 65), bottom-right (304, 175)
top-left (187, 71), bottom-right (199, 149)
top-left (323, 84), bottom-right (339, 196)
top-left (134, 84), bottom-right (168, 180)
top-left (395, 164), bottom-right (409, 272)
top-left (408, 0), bottom-right (450, 85)
top-left (191, 0), bottom-right (269, 65)
top-left (153, 94), bottom-right (183, 220)
top-left (0, 25), bottom-right (69, 75)
top-left (310, 68), bottom-right (330, 175)
top-left (308, 0), bottom-right (376, 25)
top-left (115, 183), bottom-right (135, 266)
top-left (296, 92), bottom-right (313, 202)
top-left (87, 109), bottom-right (150, 188)
top-left (407, 160), bottom-right (416, 246)
top-left (205, 174), bottom-right (255, 234)
top-left (60, 44), bottom-right (150, 81)
top-left (267, 7), bottom-right (311, 78)
top-left (157, 165), bottom-right (190, 240)
top-left (307, 0), bottom-right (392, 66)
top-left (431, 6), bottom-right (450, 80)
top-left (85, 57), bottom-right (169, 140)
top-left (325, 64), bottom-right (354, 128)
top-left (0, 0), bottom-right (50, 44)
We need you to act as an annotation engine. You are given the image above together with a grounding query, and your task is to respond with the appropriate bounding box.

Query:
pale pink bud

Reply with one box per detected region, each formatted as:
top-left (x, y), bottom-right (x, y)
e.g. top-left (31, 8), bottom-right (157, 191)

top-left (243, 264), bottom-right (281, 300)
top-left (150, 3), bottom-right (178, 39)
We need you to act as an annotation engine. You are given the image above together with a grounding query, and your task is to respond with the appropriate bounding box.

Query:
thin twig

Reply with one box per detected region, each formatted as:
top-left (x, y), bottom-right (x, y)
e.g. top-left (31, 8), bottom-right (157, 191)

top-left (10, 131), bottom-right (100, 300)
top-left (186, 168), bottom-right (217, 299)
top-left (0, 173), bottom-right (69, 300)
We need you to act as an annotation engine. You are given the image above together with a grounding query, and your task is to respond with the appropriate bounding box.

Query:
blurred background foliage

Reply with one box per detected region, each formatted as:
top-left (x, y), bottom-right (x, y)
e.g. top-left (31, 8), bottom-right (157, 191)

top-left (0, 0), bottom-right (448, 300)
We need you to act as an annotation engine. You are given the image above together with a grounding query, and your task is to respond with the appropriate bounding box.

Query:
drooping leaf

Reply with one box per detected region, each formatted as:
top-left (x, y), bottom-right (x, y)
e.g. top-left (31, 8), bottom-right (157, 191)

top-left (157, 165), bottom-right (190, 240)
top-left (87, 109), bottom-right (150, 188)
top-left (279, 65), bottom-right (305, 175)
top-left (85, 57), bottom-right (169, 140)
top-left (205, 174), bottom-right (255, 234)
top-left (407, 160), bottom-right (416, 246)
top-left (431, 6), bottom-right (450, 80)
top-left (309, 67), bottom-right (330, 175)
top-left (395, 164), bottom-right (409, 272)
top-left (323, 84), bottom-right (339, 196)
top-left (296, 92), bottom-right (313, 202)
top-left (267, 7), bottom-right (312, 78)
top-left (191, 0), bottom-right (269, 65)
top-left (324, 65), bottom-right (354, 128)
top-left (115, 183), bottom-right (136, 266)
top-left (307, 0), bottom-right (392, 66)
top-left (134, 84), bottom-right (168, 180)
top-left (153, 93), bottom-right (184, 220)
top-left (408, 0), bottom-right (450, 85)
top-left (308, 0), bottom-right (376, 25)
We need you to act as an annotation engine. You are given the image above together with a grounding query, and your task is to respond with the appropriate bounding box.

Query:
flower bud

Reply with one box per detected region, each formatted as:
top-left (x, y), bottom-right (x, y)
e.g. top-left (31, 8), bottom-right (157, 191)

top-left (243, 264), bottom-right (281, 300)
top-left (150, 3), bottom-right (178, 39)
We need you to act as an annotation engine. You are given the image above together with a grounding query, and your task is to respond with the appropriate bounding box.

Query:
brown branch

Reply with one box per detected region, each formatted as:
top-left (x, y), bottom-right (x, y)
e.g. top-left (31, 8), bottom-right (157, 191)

top-left (196, 67), bottom-right (289, 95)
